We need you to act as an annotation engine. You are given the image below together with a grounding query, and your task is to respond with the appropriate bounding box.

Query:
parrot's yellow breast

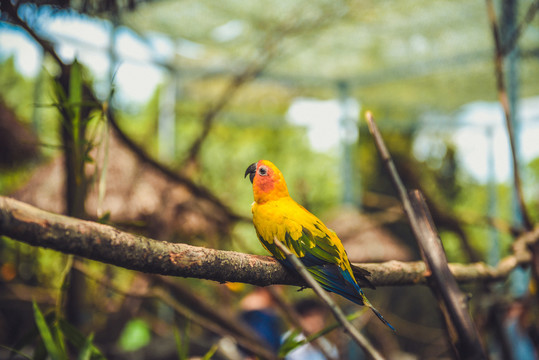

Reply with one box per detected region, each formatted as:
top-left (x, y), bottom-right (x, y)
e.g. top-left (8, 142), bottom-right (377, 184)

top-left (252, 197), bottom-right (304, 243)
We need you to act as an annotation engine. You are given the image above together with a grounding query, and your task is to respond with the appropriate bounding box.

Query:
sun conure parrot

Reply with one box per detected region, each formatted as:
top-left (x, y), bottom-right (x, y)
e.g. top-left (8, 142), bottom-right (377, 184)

top-left (245, 160), bottom-right (394, 331)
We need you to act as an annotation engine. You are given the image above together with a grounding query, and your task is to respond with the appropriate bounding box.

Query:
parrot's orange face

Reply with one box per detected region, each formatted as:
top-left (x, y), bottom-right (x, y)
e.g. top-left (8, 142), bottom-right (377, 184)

top-left (245, 160), bottom-right (289, 203)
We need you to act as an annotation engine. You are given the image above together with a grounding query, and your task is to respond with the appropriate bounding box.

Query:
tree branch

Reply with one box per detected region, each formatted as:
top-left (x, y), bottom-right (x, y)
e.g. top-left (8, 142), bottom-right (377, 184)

top-left (0, 196), bottom-right (293, 286)
top-left (366, 112), bottom-right (488, 359)
top-left (183, 59), bottom-right (266, 168)
top-left (1, 1), bottom-right (66, 70)
top-left (485, 0), bottom-right (533, 231)
top-left (1, 196), bottom-right (537, 288)
top-left (408, 191), bottom-right (487, 359)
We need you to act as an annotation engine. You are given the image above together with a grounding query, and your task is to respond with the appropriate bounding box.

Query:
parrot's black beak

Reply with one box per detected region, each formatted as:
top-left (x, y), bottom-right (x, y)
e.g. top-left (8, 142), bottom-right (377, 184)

top-left (244, 162), bottom-right (257, 183)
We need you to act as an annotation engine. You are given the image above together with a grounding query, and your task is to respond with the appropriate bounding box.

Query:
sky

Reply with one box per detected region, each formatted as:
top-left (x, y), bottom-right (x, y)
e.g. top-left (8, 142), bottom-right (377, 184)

top-left (1, 10), bottom-right (539, 183)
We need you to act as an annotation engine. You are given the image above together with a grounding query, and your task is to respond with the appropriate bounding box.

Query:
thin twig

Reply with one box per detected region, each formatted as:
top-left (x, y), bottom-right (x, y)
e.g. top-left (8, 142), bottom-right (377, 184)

top-left (484, 0), bottom-right (533, 231)
top-left (365, 112), bottom-right (411, 213)
top-left (501, 0), bottom-right (539, 56)
top-left (273, 237), bottom-right (385, 360)
top-left (152, 288), bottom-right (278, 360)
top-left (183, 57), bottom-right (268, 167)
top-left (183, 5), bottom-right (349, 168)
top-left (1, 1), bottom-right (65, 70)
top-left (485, 0), bottom-right (539, 291)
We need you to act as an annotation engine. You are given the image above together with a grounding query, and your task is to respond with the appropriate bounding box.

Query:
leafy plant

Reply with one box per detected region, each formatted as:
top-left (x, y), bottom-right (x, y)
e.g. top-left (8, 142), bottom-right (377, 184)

top-left (5, 301), bottom-right (106, 360)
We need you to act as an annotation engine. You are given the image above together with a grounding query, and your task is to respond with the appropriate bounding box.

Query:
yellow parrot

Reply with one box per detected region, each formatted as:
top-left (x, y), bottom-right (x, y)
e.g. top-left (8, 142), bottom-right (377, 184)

top-left (245, 160), bottom-right (394, 331)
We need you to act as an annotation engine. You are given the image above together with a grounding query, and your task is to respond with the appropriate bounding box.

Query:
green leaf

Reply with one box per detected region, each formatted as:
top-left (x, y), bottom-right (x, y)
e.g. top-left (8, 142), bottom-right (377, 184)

top-left (201, 343), bottom-right (219, 360)
top-left (97, 211), bottom-right (111, 223)
top-left (32, 301), bottom-right (61, 360)
top-left (278, 329), bottom-right (304, 357)
top-left (52, 322), bottom-right (68, 359)
top-left (59, 319), bottom-right (106, 360)
top-left (174, 327), bottom-right (184, 360)
top-left (174, 322), bottom-right (190, 360)
top-left (118, 318), bottom-right (151, 352)
top-left (77, 333), bottom-right (94, 360)
top-left (278, 310), bottom-right (366, 357)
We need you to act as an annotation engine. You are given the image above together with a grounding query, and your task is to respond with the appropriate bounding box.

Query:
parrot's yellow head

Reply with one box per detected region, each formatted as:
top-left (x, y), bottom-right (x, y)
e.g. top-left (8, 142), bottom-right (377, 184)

top-left (244, 160), bottom-right (289, 204)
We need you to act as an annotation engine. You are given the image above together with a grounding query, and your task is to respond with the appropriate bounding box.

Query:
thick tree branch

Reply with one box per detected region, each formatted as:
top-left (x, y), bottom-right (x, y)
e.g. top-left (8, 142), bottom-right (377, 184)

top-left (1, 196), bottom-right (538, 288)
top-left (0, 196), bottom-right (292, 286)
top-left (410, 191), bottom-right (487, 359)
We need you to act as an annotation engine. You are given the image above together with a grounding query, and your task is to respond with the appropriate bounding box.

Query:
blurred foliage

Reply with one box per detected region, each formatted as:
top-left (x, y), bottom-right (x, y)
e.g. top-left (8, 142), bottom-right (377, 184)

top-left (0, 57), bottom-right (35, 121)
top-left (1, 0), bottom-right (539, 358)
top-left (118, 318), bottom-right (151, 352)
top-left (2, 301), bottom-right (106, 360)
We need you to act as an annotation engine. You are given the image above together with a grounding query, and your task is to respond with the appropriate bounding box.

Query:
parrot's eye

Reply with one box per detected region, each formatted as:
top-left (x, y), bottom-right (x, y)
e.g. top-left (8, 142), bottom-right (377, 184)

top-left (258, 166), bottom-right (268, 176)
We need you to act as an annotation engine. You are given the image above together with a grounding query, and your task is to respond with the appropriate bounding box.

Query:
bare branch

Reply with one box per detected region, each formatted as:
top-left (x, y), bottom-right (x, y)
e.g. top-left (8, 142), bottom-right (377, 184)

top-left (484, 0), bottom-right (533, 231)
top-left (183, 59), bottom-right (266, 167)
top-left (408, 191), bottom-right (487, 360)
top-left (1, 196), bottom-right (537, 288)
top-left (357, 257), bottom-right (518, 286)
top-left (1, 1), bottom-right (65, 70)
top-left (151, 288), bottom-right (278, 360)
top-left (0, 196), bottom-right (292, 286)
top-left (366, 112), bottom-right (488, 359)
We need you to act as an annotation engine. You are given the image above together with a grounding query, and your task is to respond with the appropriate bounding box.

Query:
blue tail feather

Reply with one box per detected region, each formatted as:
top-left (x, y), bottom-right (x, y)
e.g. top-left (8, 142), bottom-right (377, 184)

top-left (282, 258), bottom-right (395, 331)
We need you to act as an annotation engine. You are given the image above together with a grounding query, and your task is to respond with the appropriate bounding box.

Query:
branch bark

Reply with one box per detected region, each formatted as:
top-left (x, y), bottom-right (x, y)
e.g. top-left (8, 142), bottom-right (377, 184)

top-left (366, 112), bottom-right (489, 359)
top-left (0, 196), bottom-right (291, 286)
top-left (408, 191), bottom-right (487, 359)
top-left (1, 196), bottom-right (537, 288)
